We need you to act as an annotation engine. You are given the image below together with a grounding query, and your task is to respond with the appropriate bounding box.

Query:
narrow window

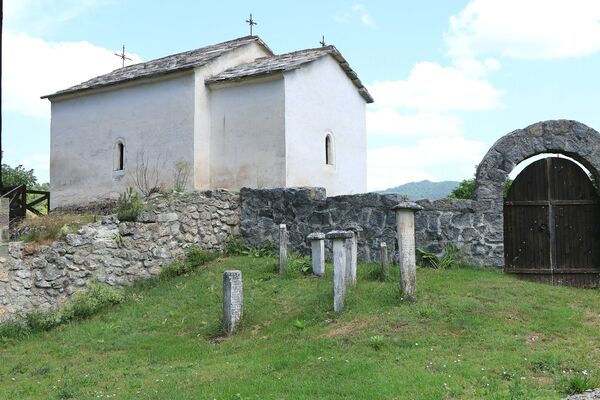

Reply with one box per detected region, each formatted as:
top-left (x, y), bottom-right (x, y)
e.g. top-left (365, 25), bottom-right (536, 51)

top-left (118, 143), bottom-right (124, 170)
top-left (325, 134), bottom-right (334, 165)
top-left (114, 141), bottom-right (125, 172)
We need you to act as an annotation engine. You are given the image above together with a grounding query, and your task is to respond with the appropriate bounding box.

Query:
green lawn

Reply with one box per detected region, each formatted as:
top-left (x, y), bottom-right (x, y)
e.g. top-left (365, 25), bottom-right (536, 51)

top-left (0, 256), bottom-right (598, 399)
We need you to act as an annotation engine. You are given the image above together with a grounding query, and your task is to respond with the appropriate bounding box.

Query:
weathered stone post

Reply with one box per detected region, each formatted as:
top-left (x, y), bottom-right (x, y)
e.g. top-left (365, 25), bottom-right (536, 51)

top-left (392, 202), bottom-right (423, 301)
top-left (223, 270), bottom-right (243, 335)
top-left (279, 224), bottom-right (288, 275)
top-left (0, 198), bottom-right (9, 257)
top-left (380, 242), bottom-right (389, 279)
top-left (307, 232), bottom-right (325, 276)
top-left (326, 231), bottom-right (353, 313)
top-left (343, 225), bottom-right (362, 286)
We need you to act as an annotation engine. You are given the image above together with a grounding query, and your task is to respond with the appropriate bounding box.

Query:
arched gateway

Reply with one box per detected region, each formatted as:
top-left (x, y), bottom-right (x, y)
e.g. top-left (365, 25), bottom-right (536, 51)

top-left (475, 120), bottom-right (600, 287)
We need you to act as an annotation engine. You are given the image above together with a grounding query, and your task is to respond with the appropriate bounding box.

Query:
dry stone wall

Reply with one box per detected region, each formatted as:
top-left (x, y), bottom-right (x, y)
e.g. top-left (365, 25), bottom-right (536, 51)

top-left (0, 190), bottom-right (239, 322)
top-left (240, 187), bottom-right (503, 267)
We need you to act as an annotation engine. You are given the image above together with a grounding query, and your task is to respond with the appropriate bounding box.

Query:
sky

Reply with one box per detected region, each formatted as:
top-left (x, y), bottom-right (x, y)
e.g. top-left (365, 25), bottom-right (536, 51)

top-left (3, 0), bottom-right (600, 191)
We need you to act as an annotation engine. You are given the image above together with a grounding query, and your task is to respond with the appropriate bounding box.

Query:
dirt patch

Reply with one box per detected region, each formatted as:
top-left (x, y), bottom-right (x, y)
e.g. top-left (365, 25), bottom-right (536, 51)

top-left (526, 333), bottom-right (543, 346)
top-left (318, 319), bottom-right (370, 339)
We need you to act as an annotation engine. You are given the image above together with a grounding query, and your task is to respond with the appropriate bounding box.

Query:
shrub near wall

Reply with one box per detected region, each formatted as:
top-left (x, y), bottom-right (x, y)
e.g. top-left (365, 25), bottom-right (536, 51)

top-left (0, 190), bottom-right (240, 323)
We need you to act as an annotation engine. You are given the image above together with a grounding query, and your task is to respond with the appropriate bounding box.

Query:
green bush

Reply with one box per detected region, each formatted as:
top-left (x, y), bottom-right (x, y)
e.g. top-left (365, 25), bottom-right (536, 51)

top-left (287, 253), bottom-right (312, 276)
top-left (115, 187), bottom-right (144, 221)
top-left (159, 247), bottom-right (218, 280)
top-left (417, 244), bottom-right (459, 269)
top-left (224, 238), bottom-right (250, 256)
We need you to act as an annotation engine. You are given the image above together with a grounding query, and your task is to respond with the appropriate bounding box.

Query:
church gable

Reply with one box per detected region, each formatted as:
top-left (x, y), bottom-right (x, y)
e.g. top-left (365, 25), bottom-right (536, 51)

top-left (206, 46), bottom-right (373, 103)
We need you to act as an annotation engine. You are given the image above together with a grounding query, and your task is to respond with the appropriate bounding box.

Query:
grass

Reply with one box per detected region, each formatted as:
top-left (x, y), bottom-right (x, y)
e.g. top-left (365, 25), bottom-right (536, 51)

top-left (16, 213), bottom-right (96, 244)
top-left (0, 257), bottom-right (598, 399)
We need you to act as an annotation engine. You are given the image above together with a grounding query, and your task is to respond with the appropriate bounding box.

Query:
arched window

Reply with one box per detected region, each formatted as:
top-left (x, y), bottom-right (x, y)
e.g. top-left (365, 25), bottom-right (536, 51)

top-left (325, 133), bottom-right (334, 165)
top-left (114, 141), bottom-right (125, 171)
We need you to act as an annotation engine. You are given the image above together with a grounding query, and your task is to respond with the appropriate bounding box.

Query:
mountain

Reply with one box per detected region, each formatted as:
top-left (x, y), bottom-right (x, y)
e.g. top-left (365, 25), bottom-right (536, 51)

top-left (378, 180), bottom-right (460, 200)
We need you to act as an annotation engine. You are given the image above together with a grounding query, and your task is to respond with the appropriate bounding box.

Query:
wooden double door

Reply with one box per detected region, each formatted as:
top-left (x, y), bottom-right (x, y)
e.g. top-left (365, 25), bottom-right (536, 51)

top-left (504, 157), bottom-right (600, 287)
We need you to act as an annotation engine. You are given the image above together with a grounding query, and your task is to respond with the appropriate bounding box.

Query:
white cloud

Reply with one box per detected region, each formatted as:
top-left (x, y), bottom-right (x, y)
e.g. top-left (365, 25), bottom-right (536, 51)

top-left (2, 31), bottom-right (141, 119)
top-left (335, 3), bottom-right (376, 28)
top-left (368, 61), bottom-right (504, 112)
top-left (367, 136), bottom-right (486, 191)
top-left (445, 0), bottom-right (600, 60)
top-left (367, 109), bottom-right (463, 137)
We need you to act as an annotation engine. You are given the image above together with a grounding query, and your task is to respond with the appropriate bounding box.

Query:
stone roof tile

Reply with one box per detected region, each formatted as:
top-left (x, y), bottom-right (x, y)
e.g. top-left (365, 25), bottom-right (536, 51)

top-left (42, 36), bottom-right (271, 99)
top-left (205, 46), bottom-right (374, 103)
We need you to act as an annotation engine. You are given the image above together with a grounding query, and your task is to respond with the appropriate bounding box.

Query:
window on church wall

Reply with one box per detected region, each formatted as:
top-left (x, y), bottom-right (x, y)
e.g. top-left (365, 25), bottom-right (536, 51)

top-left (325, 133), bottom-right (335, 165)
top-left (114, 141), bottom-right (125, 171)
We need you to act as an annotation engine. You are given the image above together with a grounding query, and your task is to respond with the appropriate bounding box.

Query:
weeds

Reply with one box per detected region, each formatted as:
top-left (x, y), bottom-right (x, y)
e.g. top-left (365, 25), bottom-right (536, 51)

top-left (559, 373), bottom-right (598, 395)
top-left (0, 283), bottom-right (125, 341)
top-left (115, 187), bottom-right (144, 221)
top-left (417, 244), bottom-right (459, 269)
top-left (17, 214), bottom-right (95, 244)
top-left (159, 247), bottom-right (218, 280)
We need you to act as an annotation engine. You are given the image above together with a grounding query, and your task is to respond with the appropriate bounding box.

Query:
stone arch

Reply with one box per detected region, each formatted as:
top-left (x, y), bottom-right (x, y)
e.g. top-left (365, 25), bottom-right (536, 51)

top-left (475, 120), bottom-right (600, 208)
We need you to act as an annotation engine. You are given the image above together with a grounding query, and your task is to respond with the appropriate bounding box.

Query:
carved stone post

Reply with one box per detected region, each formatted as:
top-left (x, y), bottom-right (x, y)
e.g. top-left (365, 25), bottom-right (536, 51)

top-left (392, 202), bottom-right (423, 301)
top-left (279, 224), bottom-right (288, 275)
top-left (343, 225), bottom-right (362, 286)
top-left (326, 230), bottom-right (353, 313)
top-left (380, 242), bottom-right (389, 279)
top-left (307, 232), bottom-right (325, 276)
top-left (223, 270), bottom-right (243, 335)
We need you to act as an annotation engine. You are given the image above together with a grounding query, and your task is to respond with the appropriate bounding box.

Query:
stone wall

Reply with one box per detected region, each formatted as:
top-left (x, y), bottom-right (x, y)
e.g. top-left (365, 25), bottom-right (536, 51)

top-left (240, 187), bottom-right (502, 267)
top-left (0, 190), bottom-right (240, 322)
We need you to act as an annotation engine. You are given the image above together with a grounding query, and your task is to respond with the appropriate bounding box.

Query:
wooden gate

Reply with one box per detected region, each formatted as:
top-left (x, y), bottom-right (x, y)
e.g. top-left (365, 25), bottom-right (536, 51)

top-left (504, 157), bottom-right (600, 288)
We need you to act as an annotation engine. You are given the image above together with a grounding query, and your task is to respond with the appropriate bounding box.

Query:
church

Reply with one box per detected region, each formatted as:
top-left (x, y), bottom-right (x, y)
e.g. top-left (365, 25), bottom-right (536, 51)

top-left (42, 36), bottom-right (373, 208)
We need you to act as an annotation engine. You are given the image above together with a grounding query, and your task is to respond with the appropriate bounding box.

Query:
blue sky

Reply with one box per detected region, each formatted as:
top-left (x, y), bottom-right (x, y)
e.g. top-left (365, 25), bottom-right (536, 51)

top-left (3, 0), bottom-right (600, 190)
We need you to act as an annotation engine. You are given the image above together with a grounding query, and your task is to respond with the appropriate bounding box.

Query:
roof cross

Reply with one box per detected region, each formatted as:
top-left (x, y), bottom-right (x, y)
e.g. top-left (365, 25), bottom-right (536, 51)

top-left (320, 35), bottom-right (326, 47)
top-left (114, 45), bottom-right (132, 68)
top-left (246, 13), bottom-right (257, 36)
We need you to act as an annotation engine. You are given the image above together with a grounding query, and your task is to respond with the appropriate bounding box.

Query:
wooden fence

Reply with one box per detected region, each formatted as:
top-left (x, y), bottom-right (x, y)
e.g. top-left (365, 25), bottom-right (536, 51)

top-left (0, 185), bottom-right (50, 222)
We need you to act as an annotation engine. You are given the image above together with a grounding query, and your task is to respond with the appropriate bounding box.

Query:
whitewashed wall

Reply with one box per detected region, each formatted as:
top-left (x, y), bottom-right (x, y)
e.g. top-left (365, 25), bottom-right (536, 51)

top-left (50, 73), bottom-right (195, 208)
top-left (193, 42), bottom-right (272, 189)
top-left (283, 56), bottom-right (367, 195)
top-left (208, 77), bottom-right (287, 190)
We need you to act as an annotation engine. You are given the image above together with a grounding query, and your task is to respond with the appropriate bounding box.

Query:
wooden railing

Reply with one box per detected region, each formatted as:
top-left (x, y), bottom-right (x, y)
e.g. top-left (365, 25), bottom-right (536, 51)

top-left (0, 185), bottom-right (50, 221)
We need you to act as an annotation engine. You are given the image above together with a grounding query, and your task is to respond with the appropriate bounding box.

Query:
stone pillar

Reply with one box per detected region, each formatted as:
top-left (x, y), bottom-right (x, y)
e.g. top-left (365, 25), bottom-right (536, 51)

top-left (380, 242), bottom-right (389, 279)
top-left (279, 224), bottom-right (288, 275)
top-left (343, 225), bottom-right (362, 286)
top-left (223, 270), bottom-right (243, 335)
top-left (0, 198), bottom-right (8, 257)
top-left (392, 202), bottom-right (423, 301)
top-left (307, 232), bottom-right (325, 276)
top-left (326, 230), bottom-right (353, 313)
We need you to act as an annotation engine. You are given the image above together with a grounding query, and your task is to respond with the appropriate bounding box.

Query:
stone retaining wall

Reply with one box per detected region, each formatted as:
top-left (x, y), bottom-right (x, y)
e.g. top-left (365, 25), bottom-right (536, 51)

top-left (240, 187), bottom-right (503, 267)
top-left (0, 190), bottom-right (240, 322)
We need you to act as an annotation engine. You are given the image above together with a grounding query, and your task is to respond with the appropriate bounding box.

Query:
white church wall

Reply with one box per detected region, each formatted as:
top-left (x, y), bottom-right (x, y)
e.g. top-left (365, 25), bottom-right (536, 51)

top-left (283, 56), bottom-right (367, 195)
top-left (193, 42), bottom-right (273, 190)
top-left (208, 76), bottom-right (287, 190)
top-left (50, 72), bottom-right (195, 208)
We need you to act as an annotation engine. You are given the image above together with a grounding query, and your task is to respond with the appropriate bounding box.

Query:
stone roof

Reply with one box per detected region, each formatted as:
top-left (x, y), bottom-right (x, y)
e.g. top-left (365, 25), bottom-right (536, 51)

top-left (42, 36), bottom-right (272, 99)
top-left (205, 46), bottom-right (374, 103)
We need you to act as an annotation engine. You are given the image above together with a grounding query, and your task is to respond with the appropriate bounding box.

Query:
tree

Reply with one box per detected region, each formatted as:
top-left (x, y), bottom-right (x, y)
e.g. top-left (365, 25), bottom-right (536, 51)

top-left (448, 179), bottom-right (475, 199)
top-left (1, 161), bottom-right (38, 188)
